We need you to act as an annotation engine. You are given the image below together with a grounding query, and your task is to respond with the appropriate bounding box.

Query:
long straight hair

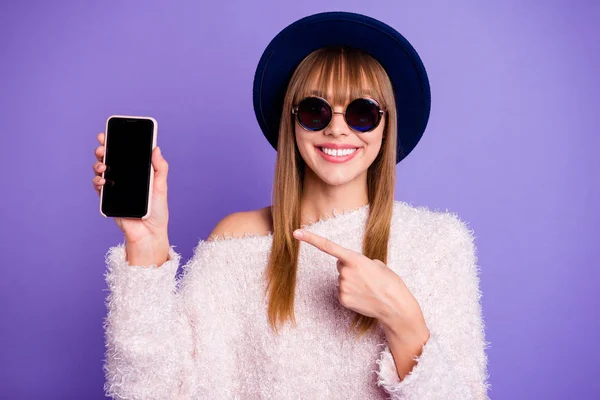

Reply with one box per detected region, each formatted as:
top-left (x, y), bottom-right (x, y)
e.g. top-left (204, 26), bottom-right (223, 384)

top-left (264, 46), bottom-right (398, 339)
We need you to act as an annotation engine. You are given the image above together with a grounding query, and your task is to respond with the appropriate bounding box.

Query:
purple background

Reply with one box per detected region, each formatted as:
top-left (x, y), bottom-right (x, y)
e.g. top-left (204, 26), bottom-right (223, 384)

top-left (1, 1), bottom-right (598, 398)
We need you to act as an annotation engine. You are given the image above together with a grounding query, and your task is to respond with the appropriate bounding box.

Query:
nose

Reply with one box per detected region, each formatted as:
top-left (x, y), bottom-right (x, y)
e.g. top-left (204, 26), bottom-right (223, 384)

top-left (324, 108), bottom-right (348, 137)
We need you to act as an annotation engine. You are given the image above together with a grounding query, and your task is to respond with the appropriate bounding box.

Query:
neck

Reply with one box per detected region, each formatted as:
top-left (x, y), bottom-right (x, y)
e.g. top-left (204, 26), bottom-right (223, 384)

top-left (299, 167), bottom-right (369, 226)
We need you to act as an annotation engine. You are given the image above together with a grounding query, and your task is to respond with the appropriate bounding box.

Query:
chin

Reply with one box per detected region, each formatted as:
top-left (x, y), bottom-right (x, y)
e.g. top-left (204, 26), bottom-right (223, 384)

top-left (318, 175), bottom-right (352, 186)
top-left (311, 163), bottom-right (363, 186)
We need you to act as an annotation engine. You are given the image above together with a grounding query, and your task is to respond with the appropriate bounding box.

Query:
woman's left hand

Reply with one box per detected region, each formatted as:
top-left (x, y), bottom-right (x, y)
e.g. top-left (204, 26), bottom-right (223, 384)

top-left (293, 228), bottom-right (429, 341)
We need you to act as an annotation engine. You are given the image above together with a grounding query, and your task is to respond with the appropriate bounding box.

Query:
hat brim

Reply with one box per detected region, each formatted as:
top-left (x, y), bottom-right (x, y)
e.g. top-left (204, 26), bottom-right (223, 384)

top-left (252, 11), bottom-right (431, 164)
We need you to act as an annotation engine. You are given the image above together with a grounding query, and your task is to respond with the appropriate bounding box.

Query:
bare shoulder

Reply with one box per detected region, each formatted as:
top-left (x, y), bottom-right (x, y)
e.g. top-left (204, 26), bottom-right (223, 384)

top-left (207, 205), bottom-right (273, 241)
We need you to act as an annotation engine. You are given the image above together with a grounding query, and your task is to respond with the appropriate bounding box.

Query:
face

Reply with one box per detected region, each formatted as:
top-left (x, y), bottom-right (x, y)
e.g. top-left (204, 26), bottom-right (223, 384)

top-left (294, 85), bottom-right (385, 187)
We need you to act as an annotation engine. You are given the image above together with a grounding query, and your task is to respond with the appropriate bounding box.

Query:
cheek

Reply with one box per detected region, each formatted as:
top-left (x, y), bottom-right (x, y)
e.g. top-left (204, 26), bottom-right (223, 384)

top-left (294, 129), bottom-right (314, 158)
top-left (362, 131), bottom-right (384, 159)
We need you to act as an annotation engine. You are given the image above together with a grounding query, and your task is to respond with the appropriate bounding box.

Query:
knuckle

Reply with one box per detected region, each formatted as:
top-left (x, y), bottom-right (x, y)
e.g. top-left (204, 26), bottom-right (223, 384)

top-left (353, 254), bottom-right (364, 264)
top-left (338, 292), bottom-right (348, 305)
top-left (338, 280), bottom-right (348, 293)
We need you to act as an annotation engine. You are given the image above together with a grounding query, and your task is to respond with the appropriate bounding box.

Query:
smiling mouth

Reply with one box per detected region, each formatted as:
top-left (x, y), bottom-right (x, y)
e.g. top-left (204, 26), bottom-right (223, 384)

top-left (316, 147), bottom-right (359, 157)
top-left (315, 146), bottom-right (362, 163)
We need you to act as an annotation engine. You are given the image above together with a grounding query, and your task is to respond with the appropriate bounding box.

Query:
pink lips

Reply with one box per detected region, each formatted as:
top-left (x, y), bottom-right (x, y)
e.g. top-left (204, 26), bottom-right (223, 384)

top-left (315, 146), bottom-right (361, 163)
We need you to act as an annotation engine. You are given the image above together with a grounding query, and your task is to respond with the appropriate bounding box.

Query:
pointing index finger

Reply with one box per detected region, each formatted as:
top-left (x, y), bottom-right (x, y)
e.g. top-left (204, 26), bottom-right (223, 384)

top-left (293, 229), bottom-right (356, 262)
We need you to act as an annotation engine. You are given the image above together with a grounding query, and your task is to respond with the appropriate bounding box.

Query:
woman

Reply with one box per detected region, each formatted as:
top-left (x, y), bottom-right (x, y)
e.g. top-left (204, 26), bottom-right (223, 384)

top-left (92, 12), bottom-right (490, 400)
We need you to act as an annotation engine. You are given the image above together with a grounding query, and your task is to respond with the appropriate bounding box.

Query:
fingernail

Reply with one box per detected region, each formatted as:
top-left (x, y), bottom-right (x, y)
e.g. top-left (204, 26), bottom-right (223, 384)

top-left (293, 229), bottom-right (302, 239)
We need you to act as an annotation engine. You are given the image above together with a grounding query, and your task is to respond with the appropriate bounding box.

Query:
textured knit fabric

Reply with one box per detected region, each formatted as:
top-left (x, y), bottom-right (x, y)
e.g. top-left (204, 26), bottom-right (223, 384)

top-left (103, 200), bottom-right (491, 400)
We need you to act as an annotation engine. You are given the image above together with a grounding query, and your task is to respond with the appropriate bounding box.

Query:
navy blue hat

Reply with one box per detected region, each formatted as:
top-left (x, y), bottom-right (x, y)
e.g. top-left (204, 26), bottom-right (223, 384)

top-left (252, 11), bottom-right (431, 164)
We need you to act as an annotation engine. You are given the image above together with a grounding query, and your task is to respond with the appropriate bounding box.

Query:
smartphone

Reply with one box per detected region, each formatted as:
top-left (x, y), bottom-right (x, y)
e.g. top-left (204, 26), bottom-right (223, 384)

top-left (99, 115), bottom-right (157, 219)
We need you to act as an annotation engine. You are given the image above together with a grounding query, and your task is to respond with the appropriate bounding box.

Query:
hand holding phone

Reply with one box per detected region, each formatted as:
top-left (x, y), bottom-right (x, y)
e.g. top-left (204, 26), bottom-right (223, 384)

top-left (93, 116), bottom-right (171, 253)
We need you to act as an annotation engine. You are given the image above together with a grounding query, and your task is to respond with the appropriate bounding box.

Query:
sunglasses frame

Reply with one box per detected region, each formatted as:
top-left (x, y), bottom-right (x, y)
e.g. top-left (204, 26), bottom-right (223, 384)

top-left (291, 96), bottom-right (386, 133)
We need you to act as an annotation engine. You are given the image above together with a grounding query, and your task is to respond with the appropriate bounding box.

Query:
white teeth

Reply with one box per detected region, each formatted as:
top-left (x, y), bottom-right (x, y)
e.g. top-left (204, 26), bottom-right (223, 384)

top-left (320, 147), bottom-right (357, 157)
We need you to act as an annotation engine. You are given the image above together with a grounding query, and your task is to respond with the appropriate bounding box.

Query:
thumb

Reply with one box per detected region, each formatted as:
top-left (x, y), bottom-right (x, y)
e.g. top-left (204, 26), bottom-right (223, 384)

top-left (152, 146), bottom-right (169, 193)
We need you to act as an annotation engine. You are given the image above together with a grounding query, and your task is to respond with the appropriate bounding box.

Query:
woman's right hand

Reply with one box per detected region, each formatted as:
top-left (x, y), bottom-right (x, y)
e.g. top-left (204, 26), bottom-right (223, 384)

top-left (93, 132), bottom-right (171, 246)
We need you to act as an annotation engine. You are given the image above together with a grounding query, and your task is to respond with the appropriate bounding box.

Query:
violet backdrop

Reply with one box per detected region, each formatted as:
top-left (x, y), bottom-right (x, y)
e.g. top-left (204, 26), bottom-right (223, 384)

top-left (0, 0), bottom-right (598, 399)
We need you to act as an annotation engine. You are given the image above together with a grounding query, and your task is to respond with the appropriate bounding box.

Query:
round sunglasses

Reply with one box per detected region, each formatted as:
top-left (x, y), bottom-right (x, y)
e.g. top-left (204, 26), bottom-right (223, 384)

top-left (291, 96), bottom-right (386, 133)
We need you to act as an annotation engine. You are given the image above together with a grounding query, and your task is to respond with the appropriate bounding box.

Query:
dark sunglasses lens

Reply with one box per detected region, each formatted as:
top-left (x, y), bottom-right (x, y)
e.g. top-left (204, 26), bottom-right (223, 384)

top-left (346, 98), bottom-right (381, 132)
top-left (297, 97), bottom-right (331, 131)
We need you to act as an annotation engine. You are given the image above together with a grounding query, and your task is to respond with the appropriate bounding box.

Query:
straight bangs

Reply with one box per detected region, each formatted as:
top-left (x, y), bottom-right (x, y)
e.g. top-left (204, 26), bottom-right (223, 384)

top-left (292, 46), bottom-right (389, 110)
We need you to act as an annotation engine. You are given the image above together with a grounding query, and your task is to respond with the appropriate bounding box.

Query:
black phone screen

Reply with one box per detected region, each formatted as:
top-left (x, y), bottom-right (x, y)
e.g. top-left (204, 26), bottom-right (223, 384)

top-left (101, 117), bottom-right (154, 218)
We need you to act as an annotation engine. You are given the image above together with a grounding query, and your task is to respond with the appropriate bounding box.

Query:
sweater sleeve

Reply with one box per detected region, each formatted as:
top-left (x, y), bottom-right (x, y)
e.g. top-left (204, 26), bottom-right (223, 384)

top-left (102, 241), bottom-right (198, 400)
top-left (375, 214), bottom-right (491, 400)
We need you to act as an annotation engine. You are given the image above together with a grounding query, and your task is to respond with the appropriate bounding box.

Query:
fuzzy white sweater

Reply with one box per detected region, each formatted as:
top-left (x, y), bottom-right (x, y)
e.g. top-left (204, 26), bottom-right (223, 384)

top-left (103, 200), bottom-right (491, 399)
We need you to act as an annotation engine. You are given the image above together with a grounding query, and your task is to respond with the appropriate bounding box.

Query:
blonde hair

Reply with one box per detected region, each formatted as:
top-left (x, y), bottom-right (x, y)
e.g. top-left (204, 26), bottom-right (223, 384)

top-left (264, 46), bottom-right (398, 339)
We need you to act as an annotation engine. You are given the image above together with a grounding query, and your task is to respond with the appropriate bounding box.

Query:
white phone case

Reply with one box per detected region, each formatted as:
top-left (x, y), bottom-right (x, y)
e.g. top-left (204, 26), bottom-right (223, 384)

top-left (99, 115), bottom-right (158, 220)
